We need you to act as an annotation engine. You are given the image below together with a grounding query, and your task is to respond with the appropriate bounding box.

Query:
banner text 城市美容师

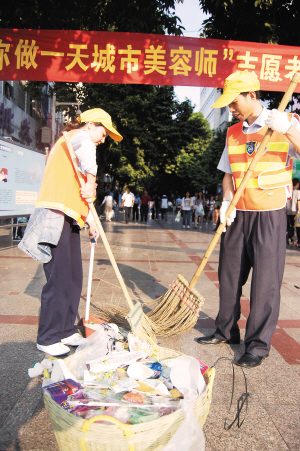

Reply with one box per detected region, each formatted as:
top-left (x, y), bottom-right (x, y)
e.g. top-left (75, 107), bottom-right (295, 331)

top-left (1, 29), bottom-right (300, 91)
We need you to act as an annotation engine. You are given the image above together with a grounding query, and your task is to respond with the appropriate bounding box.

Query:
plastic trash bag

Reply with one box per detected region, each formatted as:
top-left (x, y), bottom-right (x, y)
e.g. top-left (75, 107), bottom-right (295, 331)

top-left (67, 324), bottom-right (118, 379)
top-left (162, 355), bottom-right (206, 451)
top-left (175, 212), bottom-right (181, 222)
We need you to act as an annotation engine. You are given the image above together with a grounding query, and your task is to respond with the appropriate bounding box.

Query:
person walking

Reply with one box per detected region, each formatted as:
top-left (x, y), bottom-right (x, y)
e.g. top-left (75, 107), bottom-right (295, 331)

top-left (100, 190), bottom-right (114, 221)
top-left (212, 194), bottom-right (221, 229)
top-left (195, 70), bottom-right (300, 368)
top-left (175, 196), bottom-right (182, 213)
top-left (140, 190), bottom-right (151, 223)
top-left (152, 194), bottom-right (161, 220)
top-left (195, 191), bottom-right (205, 229)
top-left (192, 192), bottom-right (198, 223)
top-left (161, 194), bottom-right (168, 220)
top-left (19, 108), bottom-right (123, 356)
top-left (205, 195), bottom-right (215, 224)
top-left (132, 193), bottom-right (140, 223)
top-left (121, 187), bottom-right (135, 224)
top-left (180, 191), bottom-right (194, 229)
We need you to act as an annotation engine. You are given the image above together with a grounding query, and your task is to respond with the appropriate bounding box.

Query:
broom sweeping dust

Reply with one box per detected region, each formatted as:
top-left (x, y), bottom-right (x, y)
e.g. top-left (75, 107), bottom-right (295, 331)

top-left (68, 72), bottom-right (300, 337)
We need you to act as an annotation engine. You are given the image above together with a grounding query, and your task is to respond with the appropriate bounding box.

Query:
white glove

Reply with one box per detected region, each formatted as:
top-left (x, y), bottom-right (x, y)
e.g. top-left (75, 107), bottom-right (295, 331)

top-left (265, 109), bottom-right (292, 135)
top-left (220, 200), bottom-right (236, 232)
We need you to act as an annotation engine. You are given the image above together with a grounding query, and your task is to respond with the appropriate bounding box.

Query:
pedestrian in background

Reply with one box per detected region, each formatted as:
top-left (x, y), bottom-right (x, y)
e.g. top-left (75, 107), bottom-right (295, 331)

top-left (191, 192), bottom-right (198, 223)
top-left (100, 190), bottom-right (113, 221)
top-left (175, 196), bottom-right (182, 213)
top-left (121, 187), bottom-right (135, 224)
top-left (132, 192), bottom-right (140, 223)
top-left (180, 191), bottom-right (194, 229)
top-left (206, 195), bottom-right (216, 224)
top-left (195, 191), bottom-right (205, 229)
top-left (140, 189), bottom-right (151, 223)
top-left (152, 194), bottom-right (161, 220)
top-left (161, 194), bottom-right (168, 220)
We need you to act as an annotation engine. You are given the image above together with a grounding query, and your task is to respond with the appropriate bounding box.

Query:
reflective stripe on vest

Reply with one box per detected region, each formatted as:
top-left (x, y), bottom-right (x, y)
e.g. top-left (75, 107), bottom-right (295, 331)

top-left (36, 129), bottom-right (89, 227)
top-left (227, 118), bottom-right (293, 211)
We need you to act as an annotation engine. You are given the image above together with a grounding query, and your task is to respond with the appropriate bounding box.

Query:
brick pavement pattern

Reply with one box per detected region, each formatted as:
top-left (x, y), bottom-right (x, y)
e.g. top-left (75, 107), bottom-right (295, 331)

top-left (0, 211), bottom-right (300, 450)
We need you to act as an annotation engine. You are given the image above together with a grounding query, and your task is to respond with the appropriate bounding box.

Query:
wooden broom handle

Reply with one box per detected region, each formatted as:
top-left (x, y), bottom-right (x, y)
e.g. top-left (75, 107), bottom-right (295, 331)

top-left (63, 132), bottom-right (135, 310)
top-left (188, 72), bottom-right (300, 290)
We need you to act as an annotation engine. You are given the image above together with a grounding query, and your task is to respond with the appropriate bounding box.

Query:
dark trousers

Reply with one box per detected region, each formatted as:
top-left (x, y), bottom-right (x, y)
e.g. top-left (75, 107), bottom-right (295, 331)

top-left (161, 208), bottom-right (167, 220)
top-left (296, 227), bottom-right (300, 244)
top-left (182, 210), bottom-right (191, 226)
top-left (140, 204), bottom-right (148, 222)
top-left (286, 214), bottom-right (295, 240)
top-left (215, 209), bottom-right (286, 356)
top-left (133, 204), bottom-right (139, 222)
top-left (153, 207), bottom-right (160, 219)
top-left (37, 216), bottom-right (82, 345)
top-left (124, 206), bottom-right (132, 223)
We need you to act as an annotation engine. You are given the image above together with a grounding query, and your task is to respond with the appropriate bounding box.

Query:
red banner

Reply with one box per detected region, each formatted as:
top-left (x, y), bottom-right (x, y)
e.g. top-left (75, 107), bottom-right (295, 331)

top-left (1, 28), bottom-right (300, 91)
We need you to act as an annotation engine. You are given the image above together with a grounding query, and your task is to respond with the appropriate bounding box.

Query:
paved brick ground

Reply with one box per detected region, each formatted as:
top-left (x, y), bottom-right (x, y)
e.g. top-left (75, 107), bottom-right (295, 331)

top-left (0, 211), bottom-right (299, 450)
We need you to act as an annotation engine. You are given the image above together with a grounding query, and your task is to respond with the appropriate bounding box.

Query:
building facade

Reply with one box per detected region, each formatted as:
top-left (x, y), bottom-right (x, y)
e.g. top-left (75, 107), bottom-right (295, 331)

top-left (0, 81), bottom-right (63, 151)
top-left (200, 87), bottom-right (231, 130)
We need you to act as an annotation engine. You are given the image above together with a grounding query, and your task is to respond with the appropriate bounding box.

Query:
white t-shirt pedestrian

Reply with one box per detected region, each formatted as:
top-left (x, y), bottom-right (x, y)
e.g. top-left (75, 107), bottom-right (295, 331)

top-left (161, 196), bottom-right (168, 209)
top-left (181, 197), bottom-right (193, 210)
top-left (122, 191), bottom-right (134, 207)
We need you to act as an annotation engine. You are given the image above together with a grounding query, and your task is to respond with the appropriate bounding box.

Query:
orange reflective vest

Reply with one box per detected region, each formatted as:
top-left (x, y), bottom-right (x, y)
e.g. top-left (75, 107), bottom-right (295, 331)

top-left (227, 115), bottom-right (295, 211)
top-left (36, 129), bottom-right (89, 227)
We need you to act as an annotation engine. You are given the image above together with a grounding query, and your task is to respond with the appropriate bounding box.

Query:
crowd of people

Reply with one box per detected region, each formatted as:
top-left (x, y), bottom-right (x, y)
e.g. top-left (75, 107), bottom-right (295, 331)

top-left (99, 185), bottom-right (300, 246)
top-left (99, 188), bottom-right (224, 229)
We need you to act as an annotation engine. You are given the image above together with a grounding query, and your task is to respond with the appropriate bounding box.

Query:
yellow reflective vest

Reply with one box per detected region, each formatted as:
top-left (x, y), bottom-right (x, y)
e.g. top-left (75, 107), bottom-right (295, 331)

top-left (227, 114), bottom-right (296, 211)
top-left (36, 129), bottom-right (89, 227)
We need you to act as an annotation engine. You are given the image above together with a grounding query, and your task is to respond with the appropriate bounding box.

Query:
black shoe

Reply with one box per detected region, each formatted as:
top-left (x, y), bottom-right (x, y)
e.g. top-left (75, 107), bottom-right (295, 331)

top-left (194, 334), bottom-right (240, 345)
top-left (233, 352), bottom-right (269, 368)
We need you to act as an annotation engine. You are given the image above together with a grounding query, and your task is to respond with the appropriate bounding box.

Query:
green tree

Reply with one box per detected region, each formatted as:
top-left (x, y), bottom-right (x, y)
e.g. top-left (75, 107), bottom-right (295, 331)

top-left (0, 0), bottom-right (183, 34)
top-left (175, 112), bottom-right (213, 192)
top-left (199, 0), bottom-right (300, 107)
top-left (200, 0), bottom-right (294, 44)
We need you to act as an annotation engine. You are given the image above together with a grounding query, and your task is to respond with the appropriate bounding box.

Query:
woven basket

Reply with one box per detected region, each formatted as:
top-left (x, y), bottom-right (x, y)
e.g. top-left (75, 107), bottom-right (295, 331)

top-left (44, 346), bottom-right (215, 451)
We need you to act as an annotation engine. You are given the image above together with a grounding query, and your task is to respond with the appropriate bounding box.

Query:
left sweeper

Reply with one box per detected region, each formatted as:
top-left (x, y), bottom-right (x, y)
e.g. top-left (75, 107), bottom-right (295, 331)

top-left (18, 108), bottom-right (123, 356)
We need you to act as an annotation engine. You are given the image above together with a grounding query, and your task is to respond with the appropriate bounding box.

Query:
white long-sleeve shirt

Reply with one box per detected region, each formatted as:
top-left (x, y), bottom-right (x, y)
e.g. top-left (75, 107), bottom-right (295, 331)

top-left (71, 130), bottom-right (98, 176)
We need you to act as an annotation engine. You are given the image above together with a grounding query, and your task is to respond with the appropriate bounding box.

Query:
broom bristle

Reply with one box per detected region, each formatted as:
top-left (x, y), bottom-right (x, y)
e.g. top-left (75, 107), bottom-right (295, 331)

top-left (92, 274), bottom-right (205, 338)
top-left (94, 305), bottom-right (130, 329)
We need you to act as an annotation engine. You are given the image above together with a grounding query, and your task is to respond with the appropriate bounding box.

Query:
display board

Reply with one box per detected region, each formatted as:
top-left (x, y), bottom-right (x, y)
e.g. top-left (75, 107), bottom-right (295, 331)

top-left (0, 138), bottom-right (45, 217)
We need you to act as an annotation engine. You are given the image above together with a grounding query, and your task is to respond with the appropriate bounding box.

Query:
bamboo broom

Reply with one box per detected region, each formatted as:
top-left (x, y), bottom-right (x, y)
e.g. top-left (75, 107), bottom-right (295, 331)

top-left (148, 72), bottom-right (300, 336)
top-left (63, 132), bottom-right (157, 341)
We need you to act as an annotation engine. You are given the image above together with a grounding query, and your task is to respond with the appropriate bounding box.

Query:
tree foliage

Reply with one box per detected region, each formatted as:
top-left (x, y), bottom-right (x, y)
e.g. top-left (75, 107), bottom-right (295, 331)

top-left (199, 0), bottom-right (300, 108)
top-left (0, 0), bottom-right (183, 35)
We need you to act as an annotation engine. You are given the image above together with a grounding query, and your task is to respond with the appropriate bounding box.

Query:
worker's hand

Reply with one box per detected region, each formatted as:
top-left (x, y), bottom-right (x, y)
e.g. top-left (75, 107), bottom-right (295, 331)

top-left (265, 109), bottom-right (292, 135)
top-left (81, 182), bottom-right (96, 203)
top-left (220, 200), bottom-right (236, 232)
top-left (87, 220), bottom-right (99, 243)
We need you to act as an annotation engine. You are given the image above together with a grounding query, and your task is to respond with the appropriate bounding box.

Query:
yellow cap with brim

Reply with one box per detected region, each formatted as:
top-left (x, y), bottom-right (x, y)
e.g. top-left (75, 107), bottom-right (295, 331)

top-left (212, 71), bottom-right (260, 109)
top-left (79, 108), bottom-right (123, 141)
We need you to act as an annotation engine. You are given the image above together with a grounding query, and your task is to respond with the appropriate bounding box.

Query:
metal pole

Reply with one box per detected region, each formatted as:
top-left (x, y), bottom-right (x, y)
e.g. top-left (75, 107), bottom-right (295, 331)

top-left (51, 97), bottom-right (80, 146)
top-left (51, 93), bottom-right (56, 146)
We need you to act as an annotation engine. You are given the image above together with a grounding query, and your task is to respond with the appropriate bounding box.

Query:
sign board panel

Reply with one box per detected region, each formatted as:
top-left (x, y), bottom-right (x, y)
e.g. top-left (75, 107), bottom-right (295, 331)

top-left (0, 138), bottom-right (45, 217)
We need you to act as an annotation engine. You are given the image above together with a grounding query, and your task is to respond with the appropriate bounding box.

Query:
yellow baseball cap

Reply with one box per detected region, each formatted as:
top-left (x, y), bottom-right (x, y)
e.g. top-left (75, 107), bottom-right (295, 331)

top-left (79, 108), bottom-right (123, 141)
top-left (212, 71), bottom-right (260, 109)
